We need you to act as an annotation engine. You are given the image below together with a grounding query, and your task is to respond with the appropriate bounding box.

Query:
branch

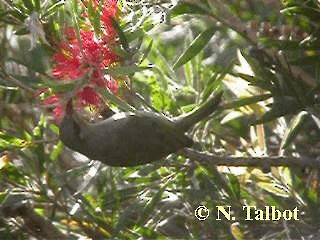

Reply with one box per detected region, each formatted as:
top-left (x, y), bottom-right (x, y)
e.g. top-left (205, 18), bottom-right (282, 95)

top-left (180, 148), bottom-right (320, 169)
top-left (1, 196), bottom-right (66, 239)
top-left (0, 71), bottom-right (37, 94)
top-left (208, 0), bottom-right (257, 44)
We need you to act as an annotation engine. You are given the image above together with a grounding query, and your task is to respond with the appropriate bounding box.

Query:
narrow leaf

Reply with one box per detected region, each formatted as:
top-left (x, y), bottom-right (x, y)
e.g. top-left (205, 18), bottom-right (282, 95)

top-left (43, 79), bottom-right (79, 92)
top-left (307, 107), bottom-right (320, 129)
top-left (93, 8), bottom-right (101, 36)
top-left (97, 87), bottom-right (135, 111)
top-left (34, 0), bottom-right (40, 11)
top-left (50, 141), bottom-right (64, 161)
top-left (110, 17), bottom-right (129, 51)
top-left (259, 38), bottom-right (301, 50)
top-left (290, 55), bottom-right (320, 66)
top-left (42, 1), bottom-right (65, 18)
top-left (281, 6), bottom-right (320, 21)
top-left (136, 183), bottom-right (168, 226)
top-left (140, 39), bottom-right (153, 63)
top-left (220, 94), bottom-right (271, 110)
top-left (0, 132), bottom-right (27, 150)
top-left (170, 2), bottom-right (210, 18)
top-left (106, 65), bottom-right (152, 76)
top-left (173, 26), bottom-right (216, 69)
top-left (237, 73), bottom-right (273, 90)
top-left (22, 0), bottom-right (34, 12)
top-left (14, 27), bottom-right (29, 35)
top-left (202, 61), bottom-right (235, 100)
top-left (280, 111), bottom-right (308, 150)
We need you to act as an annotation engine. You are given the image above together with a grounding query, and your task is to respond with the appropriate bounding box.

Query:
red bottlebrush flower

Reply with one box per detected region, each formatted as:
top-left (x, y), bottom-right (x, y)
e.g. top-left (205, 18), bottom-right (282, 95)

top-left (52, 28), bottom-right (119, 82)
top-left (83, 0), bottom-right (118, 39)
top-left (43, 94), bottom-right (60, 105)
top-left (77, 86), bottom-right (102, 106)
top-left (52, 106), bottom-right (65, 119)
top-left (106, 79), bottom-right (119, 93)
top-left (47, 0), bottom-right (121, 117)
top-left (40, 92), bottom-right (65, 120)
top-left (101, 0), bottom-right (118, 37)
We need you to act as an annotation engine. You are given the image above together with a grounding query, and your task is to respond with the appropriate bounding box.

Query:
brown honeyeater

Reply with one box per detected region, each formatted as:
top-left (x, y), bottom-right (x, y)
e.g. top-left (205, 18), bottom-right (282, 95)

top-left (59, 92), bottom-right (222, 167)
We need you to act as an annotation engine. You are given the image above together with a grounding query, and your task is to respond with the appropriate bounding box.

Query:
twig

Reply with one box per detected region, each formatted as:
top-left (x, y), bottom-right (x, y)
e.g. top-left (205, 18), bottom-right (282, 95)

top-left (180, 148), bottom-right (320, 169)
top-left (0, 71), bottom-right (37, 94)
top-left (31, 137), bottom-right (60, 145)
top-left (207, 0), bottom-right (256, 43)
top-left (1, 200), bottom-right (66, 239)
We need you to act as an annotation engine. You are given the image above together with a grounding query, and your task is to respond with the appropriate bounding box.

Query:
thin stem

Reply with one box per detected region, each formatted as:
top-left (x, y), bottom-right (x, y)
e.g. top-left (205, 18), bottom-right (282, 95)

top-left (180, 148), bottom-right (320, 169)
top-left (0, 71), bottom-right (37, 94)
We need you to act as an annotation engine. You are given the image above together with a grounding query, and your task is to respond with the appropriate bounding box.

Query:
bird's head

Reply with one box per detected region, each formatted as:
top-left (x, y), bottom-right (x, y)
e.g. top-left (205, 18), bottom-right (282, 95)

top-left (59, 99), bottom-right (86, 152)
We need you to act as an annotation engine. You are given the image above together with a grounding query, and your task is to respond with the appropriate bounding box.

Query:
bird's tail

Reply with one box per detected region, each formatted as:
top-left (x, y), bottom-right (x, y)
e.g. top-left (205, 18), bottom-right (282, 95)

top-left (173, 91), bottom-right (223, 131)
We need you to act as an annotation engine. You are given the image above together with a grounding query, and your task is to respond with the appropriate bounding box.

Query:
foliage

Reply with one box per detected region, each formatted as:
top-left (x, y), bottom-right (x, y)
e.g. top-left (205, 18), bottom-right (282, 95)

top-left (0, 0), bottom-right (319, 239)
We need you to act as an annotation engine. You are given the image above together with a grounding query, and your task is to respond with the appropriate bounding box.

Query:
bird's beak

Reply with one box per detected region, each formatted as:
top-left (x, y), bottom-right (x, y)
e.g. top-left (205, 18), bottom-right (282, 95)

top-left (65, 99), bottom-right (73, 116)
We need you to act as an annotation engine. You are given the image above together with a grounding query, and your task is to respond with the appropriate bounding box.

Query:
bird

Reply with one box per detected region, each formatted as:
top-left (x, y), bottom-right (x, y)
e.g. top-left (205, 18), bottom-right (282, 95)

top-left (59, 92), bottom-right (222, 167)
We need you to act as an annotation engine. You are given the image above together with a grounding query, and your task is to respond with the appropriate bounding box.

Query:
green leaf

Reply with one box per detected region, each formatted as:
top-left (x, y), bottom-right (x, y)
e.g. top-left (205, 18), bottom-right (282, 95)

top-left (140, 39), bottom-right (153, 63)
top-left (150, 90), bottom-right (171, 111)
top-left (0, 165), bottom-right (27, 185)
top-left (280, 111), bottom-right (308, 150)
top-left (97, 87), bottom-right (135, 111)
top-left (106, 65), bottom-right (152, 76)
top-left (0, 85), bottom-right (18, 90)
top-left (227, 174), bottom-right (240, 200)
top-left (202, 61), bottom-right (235, 100)
top-left (254, 108), bottom-right (286, 124)
top-left (87, 0), bottom-right (95, 19)
top-left (109, 44), bottom-right (132, 59)
top-left (136, 183), bottom-right (168, 226)
top-left (49, 124), bottom-right (60, 134)
top-left (259, 38), bottom-right (301, 50)
top-left (125, 28), bottom-right (145, 43)
top-left (14, 27), bottom-right (29, 35)
top-left (71, 0), bottom-right (81, 43)
top-left (173, 26), bottom-right (216, 69)
top-left (8, 56), bottom-right (47, 76)
top-left (220, 94), bottom-right (271, 110)
top-left (151, 48), bottom-right (177, 81)
top-left (281, 6), bottom-right (320, 21)
top-left (34, 0), bottom-right (40, 11)
top-left (308, 107), bottom-right (320, 129)
top-left (240, 51), bottom-right (281, 92)
top-left (170, 2), bottom-right (210, 18)
top-left (238, 73), bottom-right (273, 90)
top-left (257, 182), bottom-right (290, 197)
top-left (5, 9), bottom-right (27, 22)
top-left (93, 8), bottom-right (101, 36)
top-left (0, 132), bottom-right (27, 151)
top-left (290, 55), bottom-right (320, 66)
top-left (115, 203), bottom-right (143, 233)
top-left (87, 0), bottom-right (101, 36)
top-left (43, 79), bottom-right (79, 92)
top-left (22, 0), bottom-right (34, 12)
top-left (254, 96), bottom-right (303, 124)
top-left (42, 1), bottom-right (65, 18)
top-left (50, 141), bottom-right (64, 161)
top-left (110, 17), bottom-right (129, 51)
